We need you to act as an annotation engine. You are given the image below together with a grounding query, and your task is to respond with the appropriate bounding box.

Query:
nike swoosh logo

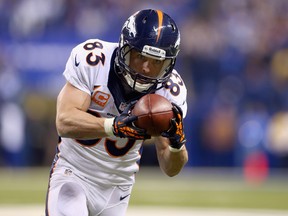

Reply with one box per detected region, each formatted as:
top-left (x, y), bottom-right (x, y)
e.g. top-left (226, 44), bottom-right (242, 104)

top-left (75, 54), bottom-right (80, 67)
top-left (120, 194), bottom-right (130, 201)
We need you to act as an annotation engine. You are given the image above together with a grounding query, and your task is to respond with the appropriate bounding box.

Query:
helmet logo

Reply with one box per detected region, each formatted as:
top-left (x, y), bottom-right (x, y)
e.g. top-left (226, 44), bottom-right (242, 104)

top-left (123, 13), bottom-right (137, 38)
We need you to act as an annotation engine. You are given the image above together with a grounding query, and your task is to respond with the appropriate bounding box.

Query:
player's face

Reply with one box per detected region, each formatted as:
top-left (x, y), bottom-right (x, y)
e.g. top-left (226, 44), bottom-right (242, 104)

top-left (129, 49), bottom-right (164, 79)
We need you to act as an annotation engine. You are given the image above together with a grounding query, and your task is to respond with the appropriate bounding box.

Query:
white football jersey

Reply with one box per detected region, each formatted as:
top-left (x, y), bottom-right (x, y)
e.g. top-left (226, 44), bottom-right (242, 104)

top-left (54, 39), bottom-right (187, 186)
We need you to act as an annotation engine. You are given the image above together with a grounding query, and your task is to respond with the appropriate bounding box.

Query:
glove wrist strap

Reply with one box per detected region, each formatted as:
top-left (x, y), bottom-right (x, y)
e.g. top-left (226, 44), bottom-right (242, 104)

top-left (104, 118), bottom-right (115, 136)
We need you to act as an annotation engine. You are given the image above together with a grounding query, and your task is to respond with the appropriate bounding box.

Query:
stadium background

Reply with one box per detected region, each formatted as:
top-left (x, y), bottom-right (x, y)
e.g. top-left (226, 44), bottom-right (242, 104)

top-left (0, 0), bottom-right (288, 215)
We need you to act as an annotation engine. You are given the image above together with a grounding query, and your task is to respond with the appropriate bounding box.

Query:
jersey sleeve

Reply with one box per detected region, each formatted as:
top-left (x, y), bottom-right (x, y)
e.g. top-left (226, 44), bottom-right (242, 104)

top-left (63, 40), bottom-right (98, 95)
top-left (158, 70), bottom-right (188, 119)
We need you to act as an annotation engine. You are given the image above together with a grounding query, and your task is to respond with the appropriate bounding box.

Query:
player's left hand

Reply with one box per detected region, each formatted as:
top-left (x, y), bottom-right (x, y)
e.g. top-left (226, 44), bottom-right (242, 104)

top-left (161, 103), bottom-right (186, 150)
top-left (113, 101), bottom-right (151, 140)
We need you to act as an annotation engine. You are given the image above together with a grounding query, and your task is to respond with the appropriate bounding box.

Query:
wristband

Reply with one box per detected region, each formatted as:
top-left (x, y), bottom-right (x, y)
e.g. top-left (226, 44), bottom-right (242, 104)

top-left (104, 118), bottom-right (115, 136)
top-left (169, 145), bottom-right (184, 153)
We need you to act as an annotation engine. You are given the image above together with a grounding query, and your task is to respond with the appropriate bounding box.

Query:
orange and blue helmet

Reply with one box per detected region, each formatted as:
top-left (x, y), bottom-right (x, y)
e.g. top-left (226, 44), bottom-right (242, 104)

top-left (116, 9), bottom-right (180, 93)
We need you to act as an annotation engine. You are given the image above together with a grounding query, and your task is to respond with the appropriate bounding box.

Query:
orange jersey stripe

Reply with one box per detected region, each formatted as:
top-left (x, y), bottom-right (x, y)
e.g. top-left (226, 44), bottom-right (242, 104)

top-left (156, 10), bottom-right (163, 42)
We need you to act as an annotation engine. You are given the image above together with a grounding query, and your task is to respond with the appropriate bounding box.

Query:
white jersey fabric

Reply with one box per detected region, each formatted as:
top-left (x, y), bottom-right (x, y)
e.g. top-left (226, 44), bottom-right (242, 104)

top-left (53, 38), bottom-right (187, 187)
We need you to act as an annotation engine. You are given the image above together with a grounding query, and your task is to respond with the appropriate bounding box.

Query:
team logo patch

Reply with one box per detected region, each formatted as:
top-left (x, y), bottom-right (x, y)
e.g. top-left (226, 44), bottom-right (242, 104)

top-left (92, 91), bottom-right (110, 107)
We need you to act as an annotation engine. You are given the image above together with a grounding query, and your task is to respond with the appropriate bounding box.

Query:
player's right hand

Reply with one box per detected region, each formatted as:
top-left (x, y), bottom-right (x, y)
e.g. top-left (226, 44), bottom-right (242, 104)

top-left (113, 101), bottom-right (151, 140)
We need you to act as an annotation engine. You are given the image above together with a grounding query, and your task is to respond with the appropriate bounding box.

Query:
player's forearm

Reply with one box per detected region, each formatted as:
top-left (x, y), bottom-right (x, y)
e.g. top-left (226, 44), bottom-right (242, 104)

top-left (155, 138), bottom-right (188, 177)
top-left (56, 108), bottom-right (108, 139)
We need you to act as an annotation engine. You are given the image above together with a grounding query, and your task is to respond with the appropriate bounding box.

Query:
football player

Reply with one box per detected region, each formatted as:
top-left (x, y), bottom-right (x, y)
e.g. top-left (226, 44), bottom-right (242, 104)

top-left (46, 9), bottom-right (188, 216)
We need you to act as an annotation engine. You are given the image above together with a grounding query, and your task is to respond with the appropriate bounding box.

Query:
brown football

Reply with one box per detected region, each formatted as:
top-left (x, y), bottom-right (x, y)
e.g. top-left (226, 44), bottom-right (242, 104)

top-left (132, 94), bottom-right (174, 136)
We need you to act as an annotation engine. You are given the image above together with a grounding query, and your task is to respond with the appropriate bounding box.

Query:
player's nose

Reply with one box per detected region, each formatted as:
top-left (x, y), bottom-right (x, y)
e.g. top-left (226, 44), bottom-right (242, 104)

top-left (142, 60), bottom-right (151, 74)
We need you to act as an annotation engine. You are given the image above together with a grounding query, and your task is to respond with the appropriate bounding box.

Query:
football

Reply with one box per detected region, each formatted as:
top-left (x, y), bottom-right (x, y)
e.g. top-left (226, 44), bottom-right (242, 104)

top-left (132, 94), bottom-right (174, 136)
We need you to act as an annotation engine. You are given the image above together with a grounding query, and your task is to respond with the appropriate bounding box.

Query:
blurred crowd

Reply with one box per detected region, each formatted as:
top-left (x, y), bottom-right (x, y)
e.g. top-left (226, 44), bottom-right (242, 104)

top-left (0, 0), bottom-right (288, 173)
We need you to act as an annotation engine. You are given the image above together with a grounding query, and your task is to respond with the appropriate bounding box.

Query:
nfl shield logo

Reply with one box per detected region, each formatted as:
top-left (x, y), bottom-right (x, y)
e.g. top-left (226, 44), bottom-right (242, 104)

top-left (119, 102), bottom-right (128, 111)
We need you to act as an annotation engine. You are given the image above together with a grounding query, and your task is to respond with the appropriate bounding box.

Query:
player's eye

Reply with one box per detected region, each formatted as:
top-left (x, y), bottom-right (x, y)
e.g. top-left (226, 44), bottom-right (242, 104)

top-left (137, 54), bottom-right (146, 60)
top-left (154, 59), bottom-right (163, 65)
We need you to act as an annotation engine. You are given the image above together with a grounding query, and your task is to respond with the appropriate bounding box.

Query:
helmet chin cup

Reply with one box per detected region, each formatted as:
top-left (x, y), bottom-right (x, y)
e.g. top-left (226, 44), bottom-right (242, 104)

top-left (124, 73), bottom-right (153, 92)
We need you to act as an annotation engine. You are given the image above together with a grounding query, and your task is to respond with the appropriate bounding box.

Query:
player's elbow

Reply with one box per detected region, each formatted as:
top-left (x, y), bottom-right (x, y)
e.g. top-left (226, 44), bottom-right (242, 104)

top-left (56, 120), bottom-right (67, 137)
top-left (56, 113), bottom-right (72, 137)
top-left (164, 154), bottom-right (188, 177)
top-left (56, 125), bottom-right (66, 137)
top-left (164, 163), bottom-right (186, 177)
top-left (165, 169), bottom-right (181, 177)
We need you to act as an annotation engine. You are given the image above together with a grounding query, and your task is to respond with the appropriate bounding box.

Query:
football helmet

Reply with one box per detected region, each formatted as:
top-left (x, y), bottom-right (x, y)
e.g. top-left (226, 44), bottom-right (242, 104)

top-left (116, 9), bottom-right (180, 93)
